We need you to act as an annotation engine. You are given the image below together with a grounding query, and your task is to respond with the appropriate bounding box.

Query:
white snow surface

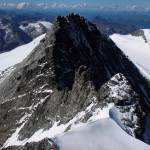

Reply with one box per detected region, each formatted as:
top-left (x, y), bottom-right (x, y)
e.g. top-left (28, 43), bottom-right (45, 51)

top-left (20, 21), bottom-right (52, 31)
top-left (53, 118), bottom-right (150, 150)
top-left (39, 21), bottom-right (53, 29)
top-left (0, 34), bottom-right (45, 71)
top-left (144, 29), bottom-right (150, 44)
top-left (110, 29), bottom-right (150, 78)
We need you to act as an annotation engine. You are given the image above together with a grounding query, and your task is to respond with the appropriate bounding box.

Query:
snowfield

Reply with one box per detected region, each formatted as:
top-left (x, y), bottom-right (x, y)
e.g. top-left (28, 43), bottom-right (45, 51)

top-left (144, 29), bottom-right (150, 44)
top-left (39, 21), bottom-right (53, 29)
top-left (53, 118), bottom-right (150, 150)
top-left (0, 34), bottom-right (46, 71)
top-left (110, 29), bottom-right (150, 78)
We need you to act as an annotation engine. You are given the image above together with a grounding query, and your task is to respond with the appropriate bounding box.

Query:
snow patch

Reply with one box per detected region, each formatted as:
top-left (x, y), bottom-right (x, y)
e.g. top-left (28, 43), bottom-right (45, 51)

top-left (3, 94), bottom-right (51, 148)
top-left (0, 66), bottom-right (15, 84)
top-left (3, 123), bottom-right (27, 148)
top-left (3, 111), bottom-right (32, 148)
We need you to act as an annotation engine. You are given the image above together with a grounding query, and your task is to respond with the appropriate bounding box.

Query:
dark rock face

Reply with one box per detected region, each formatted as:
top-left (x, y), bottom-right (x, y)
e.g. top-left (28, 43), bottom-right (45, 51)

top-left (0, 23), bottom-right (32, 53)
top-left (50, 14), bottom-right (150, 108)
top-left (0, 13), bottom-right (150, 149)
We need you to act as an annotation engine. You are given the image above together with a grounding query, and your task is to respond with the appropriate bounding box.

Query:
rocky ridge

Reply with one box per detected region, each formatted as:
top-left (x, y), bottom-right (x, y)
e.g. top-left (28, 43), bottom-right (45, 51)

top-left (0, 14), bottom-right (150, 149)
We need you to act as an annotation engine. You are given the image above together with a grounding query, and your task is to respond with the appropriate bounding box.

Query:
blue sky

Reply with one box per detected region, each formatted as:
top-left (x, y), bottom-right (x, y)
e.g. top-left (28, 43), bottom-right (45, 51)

top-left (0, 0), bottom-right (149, 11)
top-left (0, 0), bottom-right (149, 7)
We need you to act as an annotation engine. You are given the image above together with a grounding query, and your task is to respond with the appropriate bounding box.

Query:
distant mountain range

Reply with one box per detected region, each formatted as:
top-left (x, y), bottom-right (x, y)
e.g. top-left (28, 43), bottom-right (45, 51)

top-left (92, 16), bottom-right (138, 35)
top-left (0, 10), bottom-right (53, 53)
top-left (0, 9), bottom-right (150, 53)
top-left (0, 19), bottom-right (52, 53)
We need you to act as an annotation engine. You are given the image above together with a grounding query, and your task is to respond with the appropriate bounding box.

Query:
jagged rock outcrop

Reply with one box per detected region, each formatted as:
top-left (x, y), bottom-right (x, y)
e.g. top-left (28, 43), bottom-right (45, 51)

top-left (0, 13), bottom-right (150, 149)
top-left (103, 73), bottom-right (145, 138)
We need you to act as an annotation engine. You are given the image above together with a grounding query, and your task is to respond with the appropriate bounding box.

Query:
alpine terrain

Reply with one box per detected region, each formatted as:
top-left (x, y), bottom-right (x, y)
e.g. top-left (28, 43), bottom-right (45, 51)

top-left (0, 19), bottom-right (52, 53)
top-left (0, 14), bottom-right (150, 150)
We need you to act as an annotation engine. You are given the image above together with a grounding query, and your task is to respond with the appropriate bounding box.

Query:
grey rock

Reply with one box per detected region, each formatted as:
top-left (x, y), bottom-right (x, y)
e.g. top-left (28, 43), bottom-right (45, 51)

top-left (2, 139), bottom-right (54, 150)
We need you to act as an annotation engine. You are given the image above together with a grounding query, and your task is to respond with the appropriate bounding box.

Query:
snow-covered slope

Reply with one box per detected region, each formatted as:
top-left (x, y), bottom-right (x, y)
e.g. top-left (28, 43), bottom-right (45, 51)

top-left (0, 34), bottom-right (45, 84)
top-left (144, 29), bottom-right (150, 44)
top-left (0, 34), bottom-right (45, 72)
top-left (52, 118), bottom-right (150, 150)
top-left (110, 29), bottom-right (150, 79)
top-left (39, 21), bottom-right (53, 29)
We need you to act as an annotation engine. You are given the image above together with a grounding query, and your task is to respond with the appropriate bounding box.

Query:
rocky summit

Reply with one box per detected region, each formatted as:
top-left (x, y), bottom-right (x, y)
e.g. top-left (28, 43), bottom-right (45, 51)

top-left (0, 14), bottom-right (150, 149)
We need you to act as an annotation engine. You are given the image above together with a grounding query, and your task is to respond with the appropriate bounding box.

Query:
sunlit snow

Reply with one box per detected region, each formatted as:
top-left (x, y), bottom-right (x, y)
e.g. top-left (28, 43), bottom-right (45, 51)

top-left (0, 34), bottom-right (45, 71)
top-left (39, 21), bottom-right (53, 29)
top-left (53, 118), bottom-right (150, 150)
top-left (110, 29), bottom-right (150, 78)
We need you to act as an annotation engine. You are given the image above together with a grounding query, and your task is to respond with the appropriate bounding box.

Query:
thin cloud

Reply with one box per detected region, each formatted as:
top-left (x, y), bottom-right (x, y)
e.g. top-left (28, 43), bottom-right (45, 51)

top-left (16, 2), bottom-right (32, 9)
top-left (0, 2), bottom-right (149, 12)
top-left (131, 5), bottom-right (145, 10)
top-left (37, 3), bottom-right (49, 9)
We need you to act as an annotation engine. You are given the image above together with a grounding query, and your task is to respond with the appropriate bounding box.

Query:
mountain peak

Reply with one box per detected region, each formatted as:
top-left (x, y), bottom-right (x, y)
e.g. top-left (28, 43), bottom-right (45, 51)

top-left (0, 14), bottom-right (150, 149)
